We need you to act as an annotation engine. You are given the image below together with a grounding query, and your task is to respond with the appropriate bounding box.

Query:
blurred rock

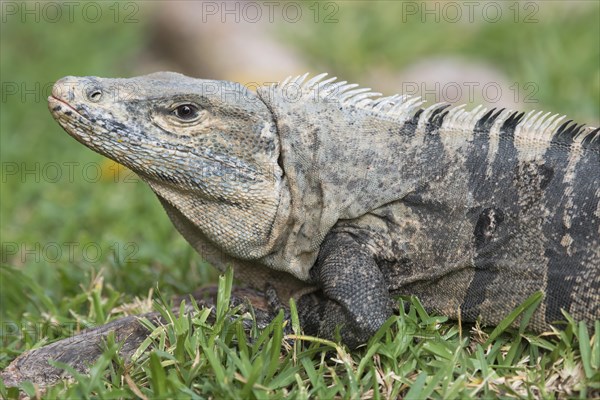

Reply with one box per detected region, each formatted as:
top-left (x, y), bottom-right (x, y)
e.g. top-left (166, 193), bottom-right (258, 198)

top-left (138, 3), bottom-right (525, 112)
top-left (137, 1), bottom-right (309, 85)
top-left (365, 57), bottom-right (518, 109)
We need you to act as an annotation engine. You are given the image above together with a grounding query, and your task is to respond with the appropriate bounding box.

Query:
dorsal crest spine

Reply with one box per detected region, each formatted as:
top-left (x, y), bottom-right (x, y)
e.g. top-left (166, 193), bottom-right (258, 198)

top-left (273, 73), bottom-right (599, 151)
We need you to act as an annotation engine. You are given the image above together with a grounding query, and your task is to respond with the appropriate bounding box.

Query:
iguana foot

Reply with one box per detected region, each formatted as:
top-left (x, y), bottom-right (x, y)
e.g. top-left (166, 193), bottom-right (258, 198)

top-left (297, 232), bottom-right (393, 349)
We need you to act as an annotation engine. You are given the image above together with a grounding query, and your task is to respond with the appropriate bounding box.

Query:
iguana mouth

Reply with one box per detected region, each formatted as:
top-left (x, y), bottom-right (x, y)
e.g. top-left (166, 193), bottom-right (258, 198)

top-left (47, 95), bottom-right (108, 150)
top-left (48, 94), bottom-right (73, 110)
top-left (48, 95), bottom-right (88, 124)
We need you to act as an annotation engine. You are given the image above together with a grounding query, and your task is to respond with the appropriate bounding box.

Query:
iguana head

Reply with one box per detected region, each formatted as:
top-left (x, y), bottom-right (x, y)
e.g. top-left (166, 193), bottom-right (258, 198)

top-left (49, 72), bottom-right (290, 261)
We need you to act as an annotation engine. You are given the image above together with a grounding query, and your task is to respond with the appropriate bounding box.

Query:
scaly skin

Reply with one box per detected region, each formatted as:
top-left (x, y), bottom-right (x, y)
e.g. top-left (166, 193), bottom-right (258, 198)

top-left (48, 72), bottom-right (599, 348)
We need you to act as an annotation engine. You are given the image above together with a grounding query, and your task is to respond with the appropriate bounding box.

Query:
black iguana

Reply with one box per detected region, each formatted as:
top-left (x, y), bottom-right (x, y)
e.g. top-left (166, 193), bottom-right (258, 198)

top-left (48, 72), bottom-right (599, 348)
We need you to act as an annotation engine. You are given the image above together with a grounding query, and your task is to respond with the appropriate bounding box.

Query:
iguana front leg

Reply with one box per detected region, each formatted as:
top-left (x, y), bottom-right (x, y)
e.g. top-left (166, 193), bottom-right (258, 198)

top-left (297, 232), bottom-right (393, 348)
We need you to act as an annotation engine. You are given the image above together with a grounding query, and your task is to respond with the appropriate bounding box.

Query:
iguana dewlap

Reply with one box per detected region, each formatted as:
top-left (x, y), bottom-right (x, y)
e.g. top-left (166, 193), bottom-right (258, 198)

top-left (49, 72), bottom-right (599, 347)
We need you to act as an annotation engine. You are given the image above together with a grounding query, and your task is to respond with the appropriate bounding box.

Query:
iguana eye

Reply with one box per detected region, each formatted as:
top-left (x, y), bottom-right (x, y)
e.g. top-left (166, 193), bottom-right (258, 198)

top-left (173, 104), bottom-right (200, 120)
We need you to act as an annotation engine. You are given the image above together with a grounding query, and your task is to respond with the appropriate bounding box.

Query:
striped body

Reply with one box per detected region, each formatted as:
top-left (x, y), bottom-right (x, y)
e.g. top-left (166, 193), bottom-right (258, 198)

top-left (335, 110), bottom-right (599, 329)
top-left (261, 73), bottom-right (600, 329)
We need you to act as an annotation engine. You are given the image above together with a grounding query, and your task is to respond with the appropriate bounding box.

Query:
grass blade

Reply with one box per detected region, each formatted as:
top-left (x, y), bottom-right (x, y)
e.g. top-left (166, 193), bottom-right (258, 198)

top-left (485, 291), bottom-right (543, 346)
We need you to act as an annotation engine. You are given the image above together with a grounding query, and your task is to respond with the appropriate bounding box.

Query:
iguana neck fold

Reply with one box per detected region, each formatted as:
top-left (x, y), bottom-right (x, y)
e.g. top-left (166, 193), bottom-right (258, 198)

top-left (257, 77), bottom-right (441, 280)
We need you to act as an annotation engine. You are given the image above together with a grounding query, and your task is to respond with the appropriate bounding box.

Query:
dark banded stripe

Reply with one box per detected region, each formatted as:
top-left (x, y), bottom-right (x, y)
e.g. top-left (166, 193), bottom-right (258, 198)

top-left (541, 168), bottom-right (575, 321)
top-left (542, 129), bottom-right (599, 323)
top-left (538, 121), bottom-right (579, 323)
top-left (399, 108), bottom-right (424, 137)
top-left (460, 111), bottom-right (525, 322)
top-left (582, 127), bottom-right (600, 146)
top-left (422, 105), bottom-right (451, 169)
top-left (426, 105), bottom-right (451, 134)
top-left (475, 108), bottom-right (505, 134)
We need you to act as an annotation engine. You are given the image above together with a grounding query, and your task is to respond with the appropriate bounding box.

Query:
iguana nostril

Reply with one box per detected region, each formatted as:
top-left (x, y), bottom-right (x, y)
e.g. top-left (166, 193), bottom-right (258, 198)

top-left (87, 88), bottom-right (103, 102)
top-left (51, 76), bottom-right (77, 102)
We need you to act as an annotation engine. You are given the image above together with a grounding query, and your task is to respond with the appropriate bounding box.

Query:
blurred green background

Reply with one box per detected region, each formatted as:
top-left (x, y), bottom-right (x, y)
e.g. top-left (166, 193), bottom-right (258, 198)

top-left (1, 1), bottom-right (599, 364)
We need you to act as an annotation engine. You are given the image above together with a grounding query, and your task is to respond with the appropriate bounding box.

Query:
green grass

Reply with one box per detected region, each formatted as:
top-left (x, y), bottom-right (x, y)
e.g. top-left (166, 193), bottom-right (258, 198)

top-left (1, 1), bottom-right (599, 398)
top-left (1, 268), bottom-right (599, 399)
